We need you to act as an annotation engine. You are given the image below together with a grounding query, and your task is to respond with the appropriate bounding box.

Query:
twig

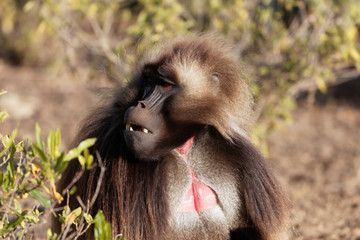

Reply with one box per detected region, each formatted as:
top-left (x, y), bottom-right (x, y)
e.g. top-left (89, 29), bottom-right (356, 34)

top-left (55, 151), bottom-right (106, 239)
top-left (70, 197), bottom-right (87, 240)
top-left (61, 223), bottom-right (72, 240)
top-left (61, 169), bottom-right (85, 196)
top-left (72, 198), bottom-right (90, 239)
top-left (89, 151), bottom-right (106, 208)
top-left (287, 67), bottom-right (360, 99)
top-left (76, 195), bottom-right (87, 210)
top-left (64, 152), bottom-right (105, 240)
top-left (87, 17), bottom-right (128, 75)
top-left (0, 154), bottom-right (10, 167)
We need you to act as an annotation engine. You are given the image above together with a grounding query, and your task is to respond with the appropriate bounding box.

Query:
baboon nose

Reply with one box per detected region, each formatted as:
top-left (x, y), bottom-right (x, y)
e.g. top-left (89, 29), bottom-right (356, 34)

top-left (138, 101), bottom-right (146, 108)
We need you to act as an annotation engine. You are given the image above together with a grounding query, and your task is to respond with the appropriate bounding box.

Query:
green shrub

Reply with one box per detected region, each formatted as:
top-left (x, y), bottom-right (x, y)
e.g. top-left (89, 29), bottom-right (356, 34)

top-left (0, 91), bottom-right (111, 239)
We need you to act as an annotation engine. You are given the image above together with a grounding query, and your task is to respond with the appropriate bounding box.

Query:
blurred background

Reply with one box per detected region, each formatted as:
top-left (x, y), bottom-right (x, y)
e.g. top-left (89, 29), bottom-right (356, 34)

top-left (0, 0), bottom-right (360, 239)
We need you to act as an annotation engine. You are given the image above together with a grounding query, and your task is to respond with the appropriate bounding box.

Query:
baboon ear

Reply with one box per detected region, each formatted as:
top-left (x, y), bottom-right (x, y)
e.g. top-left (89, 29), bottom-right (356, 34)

top-left (211, 72), bottom-right (220, 84)
top-left (212, 72), bottom-right (219, 82)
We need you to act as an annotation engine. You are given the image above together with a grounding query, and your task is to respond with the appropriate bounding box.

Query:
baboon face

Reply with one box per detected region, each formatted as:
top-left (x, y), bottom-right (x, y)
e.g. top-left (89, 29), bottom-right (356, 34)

top-left (122, 39), bottom-right (245, 160)
top-left (123, 61), bottom-right (203, 160)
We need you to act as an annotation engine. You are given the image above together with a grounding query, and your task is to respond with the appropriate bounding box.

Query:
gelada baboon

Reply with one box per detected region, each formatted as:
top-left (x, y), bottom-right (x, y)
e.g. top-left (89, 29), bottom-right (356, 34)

top-left (56, 35), bottom-right (289, 240)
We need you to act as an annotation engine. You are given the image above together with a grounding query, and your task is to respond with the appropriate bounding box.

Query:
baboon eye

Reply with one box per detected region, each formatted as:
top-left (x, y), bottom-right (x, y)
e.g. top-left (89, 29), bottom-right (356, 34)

top-left (160, 82), bottom-right (173, 91)
top-left (158, 79), bottom-right (174, 91)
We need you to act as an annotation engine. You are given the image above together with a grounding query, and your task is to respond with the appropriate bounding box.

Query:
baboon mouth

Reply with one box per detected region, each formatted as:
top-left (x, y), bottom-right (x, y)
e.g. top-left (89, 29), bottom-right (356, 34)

top-left (126, 122), bottom-right (152, 134)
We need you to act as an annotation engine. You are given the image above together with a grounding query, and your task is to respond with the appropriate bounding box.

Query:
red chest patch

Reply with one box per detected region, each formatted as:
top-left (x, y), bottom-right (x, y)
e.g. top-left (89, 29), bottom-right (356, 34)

top-left (176, 137), bottom-right (218, 214)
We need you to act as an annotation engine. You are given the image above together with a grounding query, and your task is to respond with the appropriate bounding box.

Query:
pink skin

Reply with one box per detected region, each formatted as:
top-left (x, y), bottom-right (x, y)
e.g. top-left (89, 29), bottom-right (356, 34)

top-left (176, 137), bottom-right (218, 214)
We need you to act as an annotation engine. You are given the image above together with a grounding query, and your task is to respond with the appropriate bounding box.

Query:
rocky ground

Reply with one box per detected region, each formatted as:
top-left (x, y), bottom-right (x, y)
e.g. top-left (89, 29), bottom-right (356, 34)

top-left (1, 63), bottom-right (360, 239)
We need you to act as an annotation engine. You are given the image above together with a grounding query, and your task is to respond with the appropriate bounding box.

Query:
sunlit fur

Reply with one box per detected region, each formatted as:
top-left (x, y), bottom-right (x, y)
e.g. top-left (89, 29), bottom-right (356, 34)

top-left (55, 34), bottom-right (289, 240)
top-left (143, 35), bottom-right (254, 140)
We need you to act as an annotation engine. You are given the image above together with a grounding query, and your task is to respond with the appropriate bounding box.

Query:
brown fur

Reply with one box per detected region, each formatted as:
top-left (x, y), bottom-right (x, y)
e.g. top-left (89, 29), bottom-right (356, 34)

top-left (55, 34), bottom-right (289, 240)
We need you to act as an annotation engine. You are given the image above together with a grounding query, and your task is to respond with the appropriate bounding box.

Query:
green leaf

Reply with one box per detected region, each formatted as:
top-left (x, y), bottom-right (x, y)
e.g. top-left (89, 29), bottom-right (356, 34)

top-left (46, 228), bottom-right (57, 240)
top-left (78, 155), bottom-right (86, 169)
top-left (2, 135), bottom-right (11, 148)
top-left (83, 213), bottom-right (94, 224)
top-left (5, 215), bottom-right (25, 232)
top-left (54, 153), bottom-right (67, 174)
top-left (315, 76), bottom-right (328, 93)
top-left (35, 124), bottom-right (44, 151)
top-left (59, 206), bottom-right (71, 224)
top-left (32, 143), bottom-right (47, 164)
top-left (64, 207), bottom-right (82, 225)
top-left (87, 155), bottom-right (94, 169)
top-left (69, 186), bottom-right (77, 195)
top-left (64, 138), bottom-right (96, 162)
top-left (84, 148), bottom-right (94, 169)
top-left (23, 1), bottom-right (35, 12)
top-left (24, 214), bottom-right (39, 224)
top-left (7, 129), bottom-right (17, 147)
top-left (33, 143), bottom-right (54, 183)
top-left (0, 110), bottom-right (8, 123)
top-left (47, 129), bottom-right (61, 158)
top-left (29, 189), bottom-right (51, 208)
top-left (13, 199), bottom-right (22, 214)
top-left (0, 128), bottom-right (17, 158)
top-left (15, 141), bottom-right (24, 152)
top-left (77, 145), bottom-right (95, 170)
top-left (78, 138), bottom-right (97, 152)
top-left (94, 210), bottom-right (111, 240)
top-left (3, 157), bottom-right (15, 193)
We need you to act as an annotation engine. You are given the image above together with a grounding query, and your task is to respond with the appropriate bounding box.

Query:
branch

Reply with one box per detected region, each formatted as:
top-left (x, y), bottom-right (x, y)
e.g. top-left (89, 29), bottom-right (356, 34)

top-left (89, 151), bottom-right (106, 208)
top-left (287, 67), bottom-right (360, 99)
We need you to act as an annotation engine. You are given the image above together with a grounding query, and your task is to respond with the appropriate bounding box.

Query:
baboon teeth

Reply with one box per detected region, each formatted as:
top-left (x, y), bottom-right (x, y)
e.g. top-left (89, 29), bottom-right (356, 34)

top-left (126, 122), bottom-right (151, 134)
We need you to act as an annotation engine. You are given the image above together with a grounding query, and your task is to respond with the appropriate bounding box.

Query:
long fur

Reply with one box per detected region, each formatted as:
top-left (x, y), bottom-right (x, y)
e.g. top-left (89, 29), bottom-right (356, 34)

top-left (57, 84), bottom-right (170, 239)
top-left (55, 35), bottom-right (289, 240)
